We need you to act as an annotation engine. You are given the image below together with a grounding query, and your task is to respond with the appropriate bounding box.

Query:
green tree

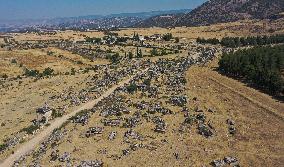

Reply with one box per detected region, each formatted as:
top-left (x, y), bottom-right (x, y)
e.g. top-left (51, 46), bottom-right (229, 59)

top-left (163, 33), bottom-right (173, 41)
top-left (128, 52), bottom-right (133, 59)
top-left (150, 48), bottom-right (159, 56)
top-left (136, 47), bottom-right (143, 58)
top-left (42, 67), bottom-right (54, 76)
top-left (127, 83), bottom-right (138, 93)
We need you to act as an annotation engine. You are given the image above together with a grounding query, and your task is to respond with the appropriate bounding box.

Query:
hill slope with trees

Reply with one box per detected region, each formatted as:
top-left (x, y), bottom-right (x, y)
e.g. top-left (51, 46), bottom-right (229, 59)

top-left (135, 0), bottom-right (284, 28)
top-left (219, 45), bottom-right (284, 95)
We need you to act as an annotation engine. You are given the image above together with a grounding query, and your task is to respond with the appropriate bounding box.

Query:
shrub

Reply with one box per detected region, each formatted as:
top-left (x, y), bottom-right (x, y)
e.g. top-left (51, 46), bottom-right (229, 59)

top-left (163, 33), bottom-right (173, 41)
top-left (0, 143), bottom-right (7, 152)
top-left (77, 61), bottom-right (83, 65)
top-left (52, 109), bottom-right (63, 118)
top-left (175, 37), bottom-right (180, 43)
top-left (127, 83), bottom-right (138, 93)
top-left (20, 125), bottom-right (40, 135)
top-left (25, 69), bottom-right (39, 77)
top-left (143, 79), bottom-right (151, 86)
top-left (42, 67), bottom-right (54, 76)
top-left (107, 53), bottom-right (120, 63)
top-left (2, 74), bottom-right (8, 79)
top-left (11, 59), bottom-right (17, 64)
top-left (150, 48), bottom-right (159, 56)
top-left (71, 68), bottom-right (76, 75)
top-left (128, 52), bottom-right (133, 59)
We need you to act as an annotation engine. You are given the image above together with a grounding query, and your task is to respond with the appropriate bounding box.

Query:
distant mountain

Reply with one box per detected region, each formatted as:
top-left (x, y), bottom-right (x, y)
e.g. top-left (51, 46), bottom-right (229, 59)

top-left (135, 0), bottom-right (284, 28)
top-left (47, 9), bottom-right (192, 26)
top-left (49, 9), bottom-right (192, 29)
top-left (0, 9), bottom-right (192, 32)
top-left (176, 0), bottom-right (284, 27)
top-left (56, 17), bottom-right (144, 29)
top-left (134, 14), bottom-right (184, 28)
top-left (107, 9), bottom-right (192, 19)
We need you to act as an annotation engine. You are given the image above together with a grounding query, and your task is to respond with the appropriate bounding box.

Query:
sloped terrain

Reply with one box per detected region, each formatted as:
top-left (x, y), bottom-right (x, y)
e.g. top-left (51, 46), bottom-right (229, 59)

top-left (136, 0), bottom-right (284, 28)
top-left (176, 0), bottom-right (284, 27)
top-left (134, 14), bottom-right (182, 28)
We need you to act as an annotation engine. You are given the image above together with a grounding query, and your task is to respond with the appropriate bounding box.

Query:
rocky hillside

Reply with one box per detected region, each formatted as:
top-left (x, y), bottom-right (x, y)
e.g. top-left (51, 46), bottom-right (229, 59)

top-left (133, 14), bottom-right (183, 28)
top-left (135, 0), bottom-right (284, 28)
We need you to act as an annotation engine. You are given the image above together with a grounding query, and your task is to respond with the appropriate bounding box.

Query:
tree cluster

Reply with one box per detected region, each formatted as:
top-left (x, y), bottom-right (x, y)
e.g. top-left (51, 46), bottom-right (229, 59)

top-left (197, 34), bottom-right (284, 48)
top-left (25, 67), bottom-right (54, 77)
top-left (196, 37), bottom-right (219, 45)
top-left (219, 45), bottom-right (284, 94)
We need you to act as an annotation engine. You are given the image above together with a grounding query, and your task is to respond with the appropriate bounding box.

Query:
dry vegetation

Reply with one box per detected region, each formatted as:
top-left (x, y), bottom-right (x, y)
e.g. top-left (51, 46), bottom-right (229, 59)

top-left (0, 19), bottom-right (283, 166)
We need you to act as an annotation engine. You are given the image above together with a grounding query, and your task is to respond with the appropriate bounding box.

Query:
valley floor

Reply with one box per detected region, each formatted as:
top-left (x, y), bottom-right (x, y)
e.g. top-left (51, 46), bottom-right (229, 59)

top-left (5, 58), bottom-right (283, 167)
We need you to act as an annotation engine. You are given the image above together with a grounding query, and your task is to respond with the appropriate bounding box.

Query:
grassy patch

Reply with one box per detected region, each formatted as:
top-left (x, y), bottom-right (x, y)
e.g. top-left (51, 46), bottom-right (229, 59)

top-left (0, 143), bottom-right (7, 152)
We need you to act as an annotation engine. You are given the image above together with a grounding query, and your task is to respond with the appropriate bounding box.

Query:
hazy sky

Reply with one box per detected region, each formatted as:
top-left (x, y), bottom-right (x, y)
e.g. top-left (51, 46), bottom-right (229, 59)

top-left (0, 0), bottom-right (207, 20)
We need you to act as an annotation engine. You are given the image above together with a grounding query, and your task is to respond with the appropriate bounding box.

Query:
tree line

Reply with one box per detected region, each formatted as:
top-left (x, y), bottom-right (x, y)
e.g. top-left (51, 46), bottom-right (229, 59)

top-left (197, 34), bottom-right (284, 48)
top-left (219, 45), bottom-right (284, 95)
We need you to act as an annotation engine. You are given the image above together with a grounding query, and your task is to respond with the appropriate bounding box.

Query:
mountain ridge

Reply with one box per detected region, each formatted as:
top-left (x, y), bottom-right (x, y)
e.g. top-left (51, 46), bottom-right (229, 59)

top-left (135, 0), bottom-right (284, 28)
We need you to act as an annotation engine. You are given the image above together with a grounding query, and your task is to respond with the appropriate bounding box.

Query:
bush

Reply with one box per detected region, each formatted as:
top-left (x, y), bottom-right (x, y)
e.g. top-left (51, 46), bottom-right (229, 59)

top-left (127, 83), bottom-right (138, 93)
top-left (71, 68), bottom-right (76, 75)
top-left (11, 59), bottom-right (17, 64)
top-left (42, 67), bottom-right (54, 76)
top-left (150, 48), bottom-right (159, 56)
top-left (128, 52), bottom-right (133, 59)
top-left (77, 61), bottom-right (83, 65)
top-left (2, 74), bottom-right (8, 79)
top-left (0, 143), bottom-right (7, 152)
top-left (47, 51), bottom-right (54, 56)
top-left (143, 79), bottom-right (151, 86)
top-left (163, 33), bottom-right (173, 41)
top-left (20, 125), bottom-right (40, 135)
top-left (52, 109), bottom-right (63, 118)
top-left (175, 37), bottom-right (180, 43)
top-left (24, 69), bottom-right (39, 77)
top-left (107, 53), bottom-right (120, 64)
top-left (161, 49), bottom-right (167, 56)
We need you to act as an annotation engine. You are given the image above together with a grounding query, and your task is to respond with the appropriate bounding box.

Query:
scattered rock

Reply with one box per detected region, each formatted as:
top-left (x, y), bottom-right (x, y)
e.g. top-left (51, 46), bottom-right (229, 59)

top-left (85, 127), bottom-right (104, 138)
top-left (77, 160), bottom-right (103, 167)
top-left (108, 131), bottom-right (117, 140)
top-left (198, 123), bottom-right (213, 138)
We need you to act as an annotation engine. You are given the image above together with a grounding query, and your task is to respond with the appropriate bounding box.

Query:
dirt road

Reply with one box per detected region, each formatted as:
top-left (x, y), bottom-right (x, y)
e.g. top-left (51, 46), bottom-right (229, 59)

top-left (0, 68), bottom-right (148, 167)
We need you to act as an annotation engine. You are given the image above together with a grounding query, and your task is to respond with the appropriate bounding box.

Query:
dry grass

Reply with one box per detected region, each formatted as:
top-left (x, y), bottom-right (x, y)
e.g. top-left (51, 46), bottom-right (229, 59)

top-left (184, 59), bottom-right (284, 167)
top-left (8, 19), bottom-right (284, 44)
top-left (16, 58), bottom-right (284, 167)
top-left (1, 19), bottom-right (284, 166)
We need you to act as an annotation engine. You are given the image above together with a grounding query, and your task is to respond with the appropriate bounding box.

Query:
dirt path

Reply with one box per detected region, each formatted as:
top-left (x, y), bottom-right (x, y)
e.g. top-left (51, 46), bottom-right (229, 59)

top-left (0, 68), bottom-right (148, 167)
